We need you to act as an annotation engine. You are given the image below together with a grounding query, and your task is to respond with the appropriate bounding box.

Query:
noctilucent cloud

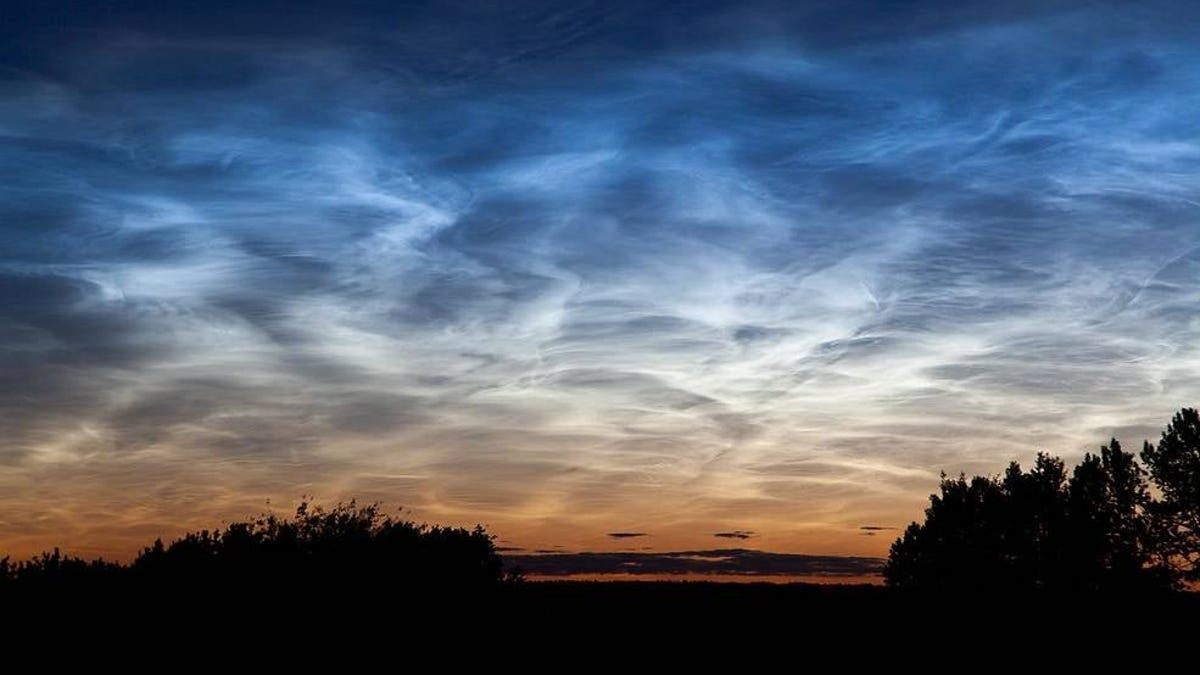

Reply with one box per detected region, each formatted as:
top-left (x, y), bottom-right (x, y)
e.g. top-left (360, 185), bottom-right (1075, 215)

top-left (3, 1), bottom-right (1200, 562)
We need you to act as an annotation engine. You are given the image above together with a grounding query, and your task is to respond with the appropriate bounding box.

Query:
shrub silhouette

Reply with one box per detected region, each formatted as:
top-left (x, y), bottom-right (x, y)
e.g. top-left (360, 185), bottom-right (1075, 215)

top-left (1, 501), bottom-right (509, 609)
top-left (0, 548), bottom-right (122, 593)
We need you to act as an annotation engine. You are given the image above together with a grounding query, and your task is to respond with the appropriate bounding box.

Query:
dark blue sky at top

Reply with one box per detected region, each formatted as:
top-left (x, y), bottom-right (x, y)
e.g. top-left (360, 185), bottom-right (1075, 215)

top-left (2, 0), bottom-right (1199, 557)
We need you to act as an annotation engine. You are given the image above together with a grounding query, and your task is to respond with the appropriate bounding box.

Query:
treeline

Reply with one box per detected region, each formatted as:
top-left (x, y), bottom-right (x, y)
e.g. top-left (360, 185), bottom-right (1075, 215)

top-left (6, 410), bottom-right (1200, 604)
top-left (0, 501), bottom-right (508, 605)
top-left (887, 408), bottom-right (1200, 593)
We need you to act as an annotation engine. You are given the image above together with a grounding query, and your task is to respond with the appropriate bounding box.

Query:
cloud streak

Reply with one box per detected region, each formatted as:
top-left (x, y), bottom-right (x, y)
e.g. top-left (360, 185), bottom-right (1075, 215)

top-left (2, 0), bottom-right (1200, 558)
top-left (714, 531), bottom-right (756, 540)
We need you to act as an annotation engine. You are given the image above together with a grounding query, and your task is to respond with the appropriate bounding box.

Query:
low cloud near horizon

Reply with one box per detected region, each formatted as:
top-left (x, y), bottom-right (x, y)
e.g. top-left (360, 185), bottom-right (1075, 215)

top-left (502, 548), bottom-right (884, 578)
top-left (714, 531), bottom-right (757, 540)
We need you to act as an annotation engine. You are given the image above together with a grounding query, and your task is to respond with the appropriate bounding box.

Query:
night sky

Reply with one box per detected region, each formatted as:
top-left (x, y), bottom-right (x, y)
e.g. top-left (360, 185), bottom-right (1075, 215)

top-left (3, 1), bottom-right (1200, 572)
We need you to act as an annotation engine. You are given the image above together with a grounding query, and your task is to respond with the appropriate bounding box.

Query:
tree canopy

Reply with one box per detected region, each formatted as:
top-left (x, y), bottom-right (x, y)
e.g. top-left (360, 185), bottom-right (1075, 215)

top-left (886, 408), bottom-right (1200, 592)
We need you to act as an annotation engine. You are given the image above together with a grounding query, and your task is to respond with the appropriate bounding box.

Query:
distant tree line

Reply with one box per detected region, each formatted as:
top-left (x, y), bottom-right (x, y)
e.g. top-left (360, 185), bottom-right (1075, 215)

top-left (887, 408), bottom-right (1200, 593)
top-left (0, 501), bottom-right (510, 607)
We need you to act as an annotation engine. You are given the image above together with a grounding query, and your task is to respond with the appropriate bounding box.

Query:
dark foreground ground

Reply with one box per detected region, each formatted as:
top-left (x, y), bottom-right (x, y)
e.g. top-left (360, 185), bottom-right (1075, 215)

top-left (4, 580), bottom-right (1198, 656)
top-left (504, 581), bottom-right (1200, 660)
top-left (506, 580), bottom-right (1200, 624)
top-left (508, 580), bottom-right (890, 621)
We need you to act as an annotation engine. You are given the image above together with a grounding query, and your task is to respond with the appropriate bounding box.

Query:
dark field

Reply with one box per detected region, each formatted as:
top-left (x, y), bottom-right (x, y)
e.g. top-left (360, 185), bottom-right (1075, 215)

top-left (4, 579), bottom-right (1198, 658)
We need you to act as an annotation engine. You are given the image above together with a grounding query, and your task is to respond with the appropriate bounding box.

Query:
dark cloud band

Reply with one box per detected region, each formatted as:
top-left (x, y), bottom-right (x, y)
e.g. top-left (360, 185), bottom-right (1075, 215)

top-left (503, 549), bottom-right (883, 578)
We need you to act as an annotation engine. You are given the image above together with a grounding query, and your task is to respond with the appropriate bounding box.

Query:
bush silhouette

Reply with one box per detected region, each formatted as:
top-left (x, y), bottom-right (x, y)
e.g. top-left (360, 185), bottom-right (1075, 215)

top-left (1, 501), bottom-right (510, 611)
top-left (0, 548), bottom-right (122, 593)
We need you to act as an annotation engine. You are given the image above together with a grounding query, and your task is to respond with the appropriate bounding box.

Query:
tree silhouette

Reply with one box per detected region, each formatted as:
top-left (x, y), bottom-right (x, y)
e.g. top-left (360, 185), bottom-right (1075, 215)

top-left (886, 438), bottom-right (1172, 593)
top-left (1066, 440), bottom-right (1162, 590)
top-left (1141, 408), bottom-right (1200, 581)
top-left (884, 455), bottom-right (1075, 592)
top-left (1000, 452), bottom-right (1069, 589)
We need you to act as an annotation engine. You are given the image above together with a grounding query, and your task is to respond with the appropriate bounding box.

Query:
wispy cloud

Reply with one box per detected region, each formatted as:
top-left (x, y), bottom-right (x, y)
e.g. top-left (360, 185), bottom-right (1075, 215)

top-left (2, 0), bottom-right (1200, 558)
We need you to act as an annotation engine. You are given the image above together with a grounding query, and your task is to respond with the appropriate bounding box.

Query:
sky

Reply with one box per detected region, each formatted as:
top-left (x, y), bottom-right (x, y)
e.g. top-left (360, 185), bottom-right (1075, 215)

top-left (2, 1), bottom-right (1200, 573)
